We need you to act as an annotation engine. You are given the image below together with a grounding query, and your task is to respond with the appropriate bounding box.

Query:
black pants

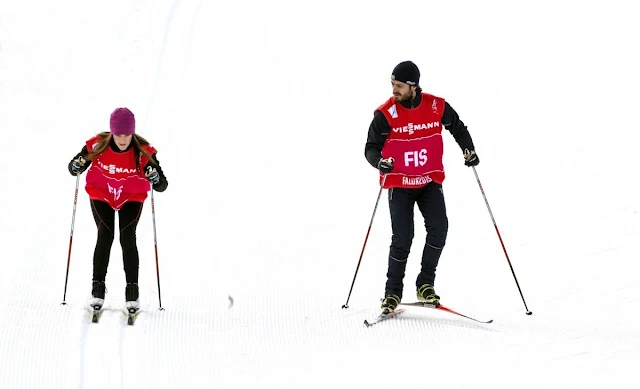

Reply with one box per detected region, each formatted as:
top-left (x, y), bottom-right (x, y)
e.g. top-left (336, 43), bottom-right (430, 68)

top-left (385, 182), bottom-right (448, 299)
top-left (90, 200), bottom-right (143, 283)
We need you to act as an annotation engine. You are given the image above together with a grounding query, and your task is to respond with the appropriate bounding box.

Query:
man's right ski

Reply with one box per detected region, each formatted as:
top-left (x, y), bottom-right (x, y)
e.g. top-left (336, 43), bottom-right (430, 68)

top-left (364, 308), bottom-right (406, 327)
top-left (399, 302), bottom-right (493, 324)
top-left (91, 305), bottom-right (103, 323)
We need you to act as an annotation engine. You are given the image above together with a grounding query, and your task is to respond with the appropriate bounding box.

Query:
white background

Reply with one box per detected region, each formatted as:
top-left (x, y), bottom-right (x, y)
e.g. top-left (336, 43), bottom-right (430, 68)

top-left (1, 1), bottom-right (638, 388)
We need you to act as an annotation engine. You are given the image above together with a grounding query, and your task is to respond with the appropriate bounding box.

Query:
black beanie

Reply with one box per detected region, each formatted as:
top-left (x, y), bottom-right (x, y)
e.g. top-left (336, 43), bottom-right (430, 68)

top-left (391, 61), bottom-right (420, 86)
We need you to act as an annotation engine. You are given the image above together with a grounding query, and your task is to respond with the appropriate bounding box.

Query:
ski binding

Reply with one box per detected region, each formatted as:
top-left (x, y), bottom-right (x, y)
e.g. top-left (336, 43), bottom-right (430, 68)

top-left (364, 308), bottom-right (406, 327)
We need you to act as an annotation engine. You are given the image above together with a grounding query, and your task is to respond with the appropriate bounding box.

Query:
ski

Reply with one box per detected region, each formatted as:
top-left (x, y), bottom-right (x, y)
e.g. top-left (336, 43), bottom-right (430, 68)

top-left (91, 305), bottom-right (103, 323)
top-left (399, 302), bottom-right (493, 324)
top-left (364, 308), bottom-right (406, 327)
top-left (126, 308), bottom-right (140, 325)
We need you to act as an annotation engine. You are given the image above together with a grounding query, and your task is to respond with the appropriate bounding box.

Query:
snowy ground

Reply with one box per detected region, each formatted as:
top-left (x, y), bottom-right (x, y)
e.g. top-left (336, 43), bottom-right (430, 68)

top-left (1, 1), bottom-right (639, 388)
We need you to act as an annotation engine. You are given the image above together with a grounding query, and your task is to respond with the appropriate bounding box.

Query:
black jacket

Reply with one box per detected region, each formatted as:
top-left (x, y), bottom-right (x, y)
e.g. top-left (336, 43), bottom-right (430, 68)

top-left (68, 137), bottom-right (169, 192)
top-left (364, 93), bottom-right (475, 168)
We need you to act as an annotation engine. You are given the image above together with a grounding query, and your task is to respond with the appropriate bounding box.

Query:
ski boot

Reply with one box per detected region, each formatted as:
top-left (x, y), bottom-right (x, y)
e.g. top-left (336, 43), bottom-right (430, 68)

top-left (89, 280), bottom-right (105, 308)
top-left (417, 284), bottom-right (440, 306)
top-left (125, 283), bottom-right (140, 325)
top-left (90, 280), bottom-right (106, 322)
top-left (380, 294), bottom-right (401, 315)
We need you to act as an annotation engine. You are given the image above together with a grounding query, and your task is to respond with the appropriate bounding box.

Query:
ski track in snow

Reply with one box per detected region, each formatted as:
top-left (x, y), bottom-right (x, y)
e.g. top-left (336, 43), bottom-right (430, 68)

top-left (78, 302), bottom-right (150, 389)
top-left (0, 286), bottom-right (638, 388)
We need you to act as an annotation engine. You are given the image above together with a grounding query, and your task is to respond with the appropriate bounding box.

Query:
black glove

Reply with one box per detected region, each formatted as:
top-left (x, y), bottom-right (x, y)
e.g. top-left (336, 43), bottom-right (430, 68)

top-left (145, 165), bottom-right (160, 185)
top-left (70, 157), bottom-right (88, 175)
top-left (377, 157), bottom-right (394, 174)
top-left (463, 149), bottom-right (480, 167)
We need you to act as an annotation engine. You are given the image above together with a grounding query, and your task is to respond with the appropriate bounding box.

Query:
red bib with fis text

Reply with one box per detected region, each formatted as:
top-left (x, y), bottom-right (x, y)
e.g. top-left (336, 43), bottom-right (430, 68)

top-left (378, 93), bottom-right (446, 188)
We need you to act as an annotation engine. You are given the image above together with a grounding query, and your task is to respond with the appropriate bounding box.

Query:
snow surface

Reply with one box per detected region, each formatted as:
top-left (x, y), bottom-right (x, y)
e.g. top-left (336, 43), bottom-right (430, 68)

top-left (1, 1), bottom-right (639, 388)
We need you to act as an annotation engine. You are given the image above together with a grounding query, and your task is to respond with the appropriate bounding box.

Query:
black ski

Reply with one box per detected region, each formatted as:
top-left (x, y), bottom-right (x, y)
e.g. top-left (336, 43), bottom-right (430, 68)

top-left (126, 308), bottom-right (140, 325)
top-left (399, 302), bottom-right (493, 324)
top-left (91, 305), bottom-right (103, 323)
top-left (364, 308), bottom-right (406, 327)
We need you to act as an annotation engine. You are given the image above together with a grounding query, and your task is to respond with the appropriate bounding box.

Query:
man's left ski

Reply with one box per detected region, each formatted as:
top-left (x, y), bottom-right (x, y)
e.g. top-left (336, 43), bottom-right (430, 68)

top-left (399, 302), bottom-right (492, 324)
top-left (364, 308), bottom-right (406, 327)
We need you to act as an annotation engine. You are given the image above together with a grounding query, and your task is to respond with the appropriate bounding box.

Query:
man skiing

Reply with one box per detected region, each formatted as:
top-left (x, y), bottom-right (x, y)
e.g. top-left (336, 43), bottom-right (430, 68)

top-left (68, 107), bottom-right (168, 316)
top-left (364, 61), bottom-right (479, 314)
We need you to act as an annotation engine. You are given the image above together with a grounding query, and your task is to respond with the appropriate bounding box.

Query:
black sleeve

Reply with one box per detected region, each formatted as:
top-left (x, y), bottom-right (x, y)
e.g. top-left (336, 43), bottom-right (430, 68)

top-left (364, 110), bottom-right (391, 169)
top-left (441, 102), bottom-right (475, 152)
top-left (145, 153), bottom-right (168, 192)
top-left (67, 145), bottom-right (91, 176)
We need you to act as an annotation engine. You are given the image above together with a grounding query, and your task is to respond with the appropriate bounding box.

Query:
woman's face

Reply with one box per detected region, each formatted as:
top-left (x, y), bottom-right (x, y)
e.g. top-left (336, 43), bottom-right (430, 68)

top-left (114, 134), bottom-right (133, 151)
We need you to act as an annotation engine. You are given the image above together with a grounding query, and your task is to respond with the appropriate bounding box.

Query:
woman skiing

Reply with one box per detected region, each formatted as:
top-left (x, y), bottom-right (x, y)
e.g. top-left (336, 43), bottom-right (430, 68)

top-left (67, 107), bottom-right (168, 312)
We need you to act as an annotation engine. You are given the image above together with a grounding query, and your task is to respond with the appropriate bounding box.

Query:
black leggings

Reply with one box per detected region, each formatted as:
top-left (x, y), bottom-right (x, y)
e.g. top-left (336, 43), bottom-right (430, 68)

top-left (90, 200), bottom-right (143, 283)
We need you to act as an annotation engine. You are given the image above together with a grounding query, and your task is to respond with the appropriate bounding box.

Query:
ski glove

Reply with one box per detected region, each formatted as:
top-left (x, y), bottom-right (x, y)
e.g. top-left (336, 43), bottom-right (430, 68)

top-left (377, 157), bottom-right (394, 174)
top-left (145, 165), bottom-right (160, 185)
top-left (464, 149), bottom-right (480, 167)
top-left (70, 157), bottom-right (88, 175)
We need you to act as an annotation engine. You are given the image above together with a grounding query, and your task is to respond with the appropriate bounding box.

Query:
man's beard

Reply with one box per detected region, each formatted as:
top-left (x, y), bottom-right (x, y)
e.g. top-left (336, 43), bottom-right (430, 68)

top-left (394, 90), bottom-right (414, 103)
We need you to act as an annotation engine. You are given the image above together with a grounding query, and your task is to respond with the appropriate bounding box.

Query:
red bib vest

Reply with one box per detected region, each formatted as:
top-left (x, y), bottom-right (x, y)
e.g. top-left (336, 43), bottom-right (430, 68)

top-left (84, 136), bottom-right (155, 210)
top-left (377, 93), bottom-right (446, 189)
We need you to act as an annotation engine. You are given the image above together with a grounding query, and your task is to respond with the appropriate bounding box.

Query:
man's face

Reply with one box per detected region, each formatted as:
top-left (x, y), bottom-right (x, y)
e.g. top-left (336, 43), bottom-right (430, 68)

top-left (391, 80), bottom-right (415, 102)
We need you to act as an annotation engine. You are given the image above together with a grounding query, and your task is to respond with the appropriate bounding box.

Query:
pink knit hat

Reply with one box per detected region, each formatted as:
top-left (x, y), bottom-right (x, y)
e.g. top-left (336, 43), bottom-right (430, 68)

top-left (110, 108), bottom-right (135, 135)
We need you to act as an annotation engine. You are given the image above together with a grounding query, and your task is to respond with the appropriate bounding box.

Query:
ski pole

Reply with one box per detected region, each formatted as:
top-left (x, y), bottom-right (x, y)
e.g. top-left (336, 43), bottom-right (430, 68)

top-left (342, 173), bottom-right (389, 309)
top-left (150, 189), bottom-right (164, 310)
top-left (61, 175), bottom-right (80, 305)
top-left (472, 166), bottom-right (532, 315)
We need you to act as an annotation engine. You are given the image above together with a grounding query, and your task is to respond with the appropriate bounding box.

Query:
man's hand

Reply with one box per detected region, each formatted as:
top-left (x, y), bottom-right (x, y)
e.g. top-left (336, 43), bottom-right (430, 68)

top-left (377, 157), bottom-right (394, 174)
